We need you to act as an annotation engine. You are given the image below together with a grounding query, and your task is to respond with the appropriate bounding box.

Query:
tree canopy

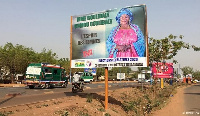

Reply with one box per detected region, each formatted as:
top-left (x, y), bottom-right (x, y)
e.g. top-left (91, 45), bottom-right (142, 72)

top-left (149, 34), bottom-right (200, 64)
top-left (1, 33), bottom-right (200, 82)
top-left (0, 43), bottom-right (64, 80)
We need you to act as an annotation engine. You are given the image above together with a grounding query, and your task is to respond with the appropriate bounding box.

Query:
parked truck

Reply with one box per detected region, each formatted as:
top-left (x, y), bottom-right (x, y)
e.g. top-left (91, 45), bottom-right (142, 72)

top-left (25, 63), bottom-right (68, 89)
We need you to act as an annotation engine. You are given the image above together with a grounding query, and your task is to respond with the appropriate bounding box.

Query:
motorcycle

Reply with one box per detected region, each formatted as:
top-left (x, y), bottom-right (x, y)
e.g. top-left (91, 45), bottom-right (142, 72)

top-left (72, 82), bottom-right (84, 93)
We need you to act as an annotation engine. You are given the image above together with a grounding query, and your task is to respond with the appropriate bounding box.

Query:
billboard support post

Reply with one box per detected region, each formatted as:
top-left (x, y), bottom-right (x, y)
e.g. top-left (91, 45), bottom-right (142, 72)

top-left (105, 67), bottom-right (108, 110)
top-left (161, 78), bottom-right (164, 88)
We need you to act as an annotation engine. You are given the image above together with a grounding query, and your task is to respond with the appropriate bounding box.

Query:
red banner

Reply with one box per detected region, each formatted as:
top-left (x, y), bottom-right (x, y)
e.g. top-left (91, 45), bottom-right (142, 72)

top-left (152, 62), bottom-right (173, 78)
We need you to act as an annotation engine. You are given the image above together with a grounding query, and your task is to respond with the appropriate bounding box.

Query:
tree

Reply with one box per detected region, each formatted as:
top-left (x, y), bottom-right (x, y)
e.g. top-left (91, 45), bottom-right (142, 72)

top-left (149, 34), bottom-right (200, 65)
top-left (181, 66), bottom-right (194, 77)
top-left (106, 67), bottom-right (132, 80)
top-left (149, 34), bottom-right (200, 81)
top-left (148, 34), bottom-right (200, 97)
top-left (57, 58), bottom-right (70, 75)
top-left (0, 43), bottom-right (61, 83)
top-left (37, 48), bottom-right (58, 64)
top-left (149, 34), bottom-right (184, 64)
top-left (96, 68), bottom-right (105, 78)
top-left (193, 70), bottom-right (200, 80)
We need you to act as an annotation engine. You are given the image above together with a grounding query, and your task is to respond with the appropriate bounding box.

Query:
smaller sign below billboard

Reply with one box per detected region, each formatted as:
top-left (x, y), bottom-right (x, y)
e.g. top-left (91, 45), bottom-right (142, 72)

top-left (117, 73), bottom-right (125, 80)
top-left (152, 62), bottom-right (174, 78)
top-left (84, 68), bottom-right (96, 75)
top-left (71, 57), bottom-right (147, 68)
top-left (138, 73), bottom-right (145, 83)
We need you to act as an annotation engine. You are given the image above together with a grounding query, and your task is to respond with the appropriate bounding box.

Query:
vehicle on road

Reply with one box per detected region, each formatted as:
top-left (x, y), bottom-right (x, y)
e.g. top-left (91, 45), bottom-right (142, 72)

top-left (73, 72), bottom-right (94, 83)
top-left (138, 73), bottom-right (145, 83)
top-left (25, 63), bottom-right (68, 89)
top-left (145, 79), bottom-right (153, 83)
top-left (192, 79), bottom-right (200, 83)
top-left (81, 72), bottom-right (94, 83)
top-left (72, 81), bottom-right (84, 93)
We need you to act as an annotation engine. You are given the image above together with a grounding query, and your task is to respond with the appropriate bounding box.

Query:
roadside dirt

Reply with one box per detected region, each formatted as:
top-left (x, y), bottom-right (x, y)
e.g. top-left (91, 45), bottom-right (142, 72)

top-left (151, 86), bottom-right (186, 116)
top-left (0, 84), bottom-right (187, 116)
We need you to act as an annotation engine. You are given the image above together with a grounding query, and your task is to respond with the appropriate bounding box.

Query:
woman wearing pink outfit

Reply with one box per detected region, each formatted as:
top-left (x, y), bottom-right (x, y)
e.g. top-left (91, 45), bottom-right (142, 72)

top-left (106, 8), bottom-right (145, 58)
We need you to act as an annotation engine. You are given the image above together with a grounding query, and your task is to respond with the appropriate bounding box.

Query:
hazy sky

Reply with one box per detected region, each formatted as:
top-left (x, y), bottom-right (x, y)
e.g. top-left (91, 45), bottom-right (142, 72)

top-left (0, 0), bottom-right (200, 70)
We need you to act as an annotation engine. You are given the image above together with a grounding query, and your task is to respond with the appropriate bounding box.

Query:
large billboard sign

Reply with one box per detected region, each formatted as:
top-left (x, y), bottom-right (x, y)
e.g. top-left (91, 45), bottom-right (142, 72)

top-left (71, 5), bottom-right (148, 68)
top-left (152, 62), bottom-right (174, 78)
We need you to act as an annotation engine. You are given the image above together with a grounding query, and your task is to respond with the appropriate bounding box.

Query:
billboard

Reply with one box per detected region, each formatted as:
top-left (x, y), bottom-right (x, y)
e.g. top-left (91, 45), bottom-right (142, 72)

top-left (71, 5), bottom-right (148, 68)
top-left (152, 62), bottom-right (174, 78)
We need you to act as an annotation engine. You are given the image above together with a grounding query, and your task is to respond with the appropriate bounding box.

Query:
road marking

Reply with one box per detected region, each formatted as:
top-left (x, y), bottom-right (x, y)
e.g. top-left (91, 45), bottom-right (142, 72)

top-left (6, 93), bottom-right (21, 97)
top-left (85, 86), bottom-right (91, 89)
top-left (44, 91), bottom-right (54, 94)
top-left (98, 85), bottom-right (103, 88)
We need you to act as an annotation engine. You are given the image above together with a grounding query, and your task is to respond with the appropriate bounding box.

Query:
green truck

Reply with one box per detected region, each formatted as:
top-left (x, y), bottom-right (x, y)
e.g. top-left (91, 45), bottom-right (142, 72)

top-left (25, 63), bottom-right (68, 89)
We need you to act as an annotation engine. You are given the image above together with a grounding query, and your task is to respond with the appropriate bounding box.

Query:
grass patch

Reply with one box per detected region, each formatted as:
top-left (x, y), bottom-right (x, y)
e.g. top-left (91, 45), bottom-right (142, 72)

top-left (0, 111), bottom-right (13, 116)
top-left (97, 108), bottom-right (105, 112)
top-left (54, 109), bottom-right (69, 116)
top-left (104, 113), bottom-right (111, 116)
top-left (86, 94), bottom-right (93, 103)
top-left (78, 109), bottom-right (90, 116)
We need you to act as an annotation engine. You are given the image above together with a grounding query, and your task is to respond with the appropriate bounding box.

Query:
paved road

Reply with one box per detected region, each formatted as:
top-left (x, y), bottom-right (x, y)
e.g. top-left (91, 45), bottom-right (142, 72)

top-left (0, 82), bottom-right (140, 98)
top-left (184, 84), bottom-right (200, 115)
top-left (0, 82), bottom-right (144, 108)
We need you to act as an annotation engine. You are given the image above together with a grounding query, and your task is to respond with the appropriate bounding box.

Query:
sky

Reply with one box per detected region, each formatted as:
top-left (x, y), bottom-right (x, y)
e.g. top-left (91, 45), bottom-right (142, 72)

top-left (0, 0), bottom-right (200, 71)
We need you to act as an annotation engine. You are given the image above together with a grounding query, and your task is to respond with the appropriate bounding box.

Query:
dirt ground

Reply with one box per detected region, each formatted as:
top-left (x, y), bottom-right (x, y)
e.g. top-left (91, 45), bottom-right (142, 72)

top-left (0, 84), bottom-right (186, 116)
top-left (151, 86), bottom-right (186, 116)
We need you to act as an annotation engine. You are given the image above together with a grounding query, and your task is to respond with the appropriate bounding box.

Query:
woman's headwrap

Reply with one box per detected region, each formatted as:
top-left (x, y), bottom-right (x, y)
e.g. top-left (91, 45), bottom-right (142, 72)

top-left (116, 8), bottom-right (133, 24)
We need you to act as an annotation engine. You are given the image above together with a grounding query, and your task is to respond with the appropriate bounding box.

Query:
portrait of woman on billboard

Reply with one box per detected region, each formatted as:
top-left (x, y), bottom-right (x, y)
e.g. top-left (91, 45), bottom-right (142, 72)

top-left (106, 8), bottom-right (145, 58)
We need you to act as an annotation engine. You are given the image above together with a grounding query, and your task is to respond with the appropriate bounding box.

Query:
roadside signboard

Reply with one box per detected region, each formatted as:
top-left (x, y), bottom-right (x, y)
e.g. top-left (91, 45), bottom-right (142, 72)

top-left (84, 68), bottom-right (96, 75)
top-left (117, 73), bottom-right (125, 80)
top-left (152, 62), bottom-right (174, 78)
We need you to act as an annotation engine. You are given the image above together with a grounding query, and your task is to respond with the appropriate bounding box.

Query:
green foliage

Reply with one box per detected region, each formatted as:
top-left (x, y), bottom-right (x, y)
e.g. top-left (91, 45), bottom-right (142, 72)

top-left (108, 67), bottom-right (131, 77)
top-left (181, 66), bottom-right (200, 80)
top-left (0, 111), bottom-right (13, 116)
top-left (54, 109), bottom-right (69, 116)
top-left (96, 68), bottom-right (105, 77)
top-left (149, 34), bottom-right (184, 64)
top-left (149, 34), bottom-right (200, 65)
top-left (86, 94), bottom-right (93, 103)
top-left (104, 113), bottom-right (111, 116)
top-left (62, 111), bottom-right (69, 116)
top-left (98, 108), bottom-right (105, 112)
top-left (120, 83), bottom-right (185, 115)
top-left (78, 109), bottom-right (90, 116)
top-left (181, 66), bottom-right (194, 77)
top-left (0, 112), bottom-right (6, 116)
top-left (0, 42), bottom-right (70, 82)
top-left (193, 70), bottom-right (200, 80)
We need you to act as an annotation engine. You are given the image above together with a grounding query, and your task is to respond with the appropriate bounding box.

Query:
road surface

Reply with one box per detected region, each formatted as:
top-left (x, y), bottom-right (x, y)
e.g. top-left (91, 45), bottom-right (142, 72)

top-left (183, 84), bottom-right (200, 115)
top-left (0, 81), bottom-right (143, 108)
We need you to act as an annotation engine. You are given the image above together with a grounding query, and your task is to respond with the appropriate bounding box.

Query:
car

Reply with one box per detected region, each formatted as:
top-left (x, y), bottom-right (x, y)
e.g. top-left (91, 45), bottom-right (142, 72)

top-left (145, 79), bottom-right (153, 83)
top-left (138, 78), bottom-right (145, 83)
top-left (193, 79), bottom-right (200, 83)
